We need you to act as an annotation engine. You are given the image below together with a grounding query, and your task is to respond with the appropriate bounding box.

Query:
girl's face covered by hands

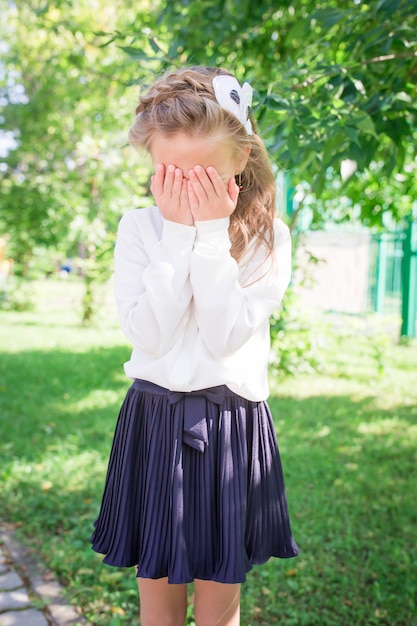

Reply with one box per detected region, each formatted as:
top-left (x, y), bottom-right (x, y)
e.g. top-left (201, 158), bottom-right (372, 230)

top-left (149, 131), bottom-right (248, 225)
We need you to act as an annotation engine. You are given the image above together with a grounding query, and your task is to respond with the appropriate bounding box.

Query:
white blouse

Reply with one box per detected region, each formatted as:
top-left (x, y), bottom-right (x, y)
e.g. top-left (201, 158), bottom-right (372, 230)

top-left (114, 206), bottom-right (291, 401)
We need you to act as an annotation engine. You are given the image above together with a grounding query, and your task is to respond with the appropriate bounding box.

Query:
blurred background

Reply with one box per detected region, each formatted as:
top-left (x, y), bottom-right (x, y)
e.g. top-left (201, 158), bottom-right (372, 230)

top-left (1, 1), bottom-right (416, 625)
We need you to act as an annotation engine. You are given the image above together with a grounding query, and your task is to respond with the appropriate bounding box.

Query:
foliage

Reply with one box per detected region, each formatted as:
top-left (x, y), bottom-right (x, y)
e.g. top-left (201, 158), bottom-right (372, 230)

top-left (116, 0), bottom-right (417, 227)
top-left (0, 0), bottom-right (150, 318)
top-left (270, 287), bottom-right (398, 378)
top-left (1, 280), bottom-right (416, 625)
top-left (1, 0), bottom-right (417, 319)
top-left (270, 288), bottom-right (325, 377)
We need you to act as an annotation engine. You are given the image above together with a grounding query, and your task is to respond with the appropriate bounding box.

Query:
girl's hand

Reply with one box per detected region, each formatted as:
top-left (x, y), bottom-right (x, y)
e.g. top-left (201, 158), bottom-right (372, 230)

top-left (187, 165), bottom-right (240, 222)
top-left (150, 163), bottom-right (193, 225)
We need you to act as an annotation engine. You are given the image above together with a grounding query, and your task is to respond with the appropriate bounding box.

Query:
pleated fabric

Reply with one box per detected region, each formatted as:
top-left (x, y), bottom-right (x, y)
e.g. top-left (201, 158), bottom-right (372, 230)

top-left (91, 379), bottom-right (299, 584)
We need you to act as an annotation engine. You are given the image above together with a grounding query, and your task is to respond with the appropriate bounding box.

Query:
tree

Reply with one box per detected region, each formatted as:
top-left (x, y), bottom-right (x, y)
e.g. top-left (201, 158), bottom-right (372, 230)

top-left (112, 0), bottom-right (417, 345)
top-left (2, 0), bottom-right (416, 320)
top-left (115, 0), bottom-right (417, 228)
top-left (0, 0), bottom-right (149, 318)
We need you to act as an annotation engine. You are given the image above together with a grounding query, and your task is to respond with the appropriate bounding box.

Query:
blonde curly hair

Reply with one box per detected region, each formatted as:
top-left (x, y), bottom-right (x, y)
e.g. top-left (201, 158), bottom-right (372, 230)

top-left (128, 66), bottom-right (275, 264)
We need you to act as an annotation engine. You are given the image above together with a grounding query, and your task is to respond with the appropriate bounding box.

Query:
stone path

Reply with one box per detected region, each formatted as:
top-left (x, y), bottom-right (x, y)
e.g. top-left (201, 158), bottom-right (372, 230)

top-left (0, 526), bottom-right (86, 626)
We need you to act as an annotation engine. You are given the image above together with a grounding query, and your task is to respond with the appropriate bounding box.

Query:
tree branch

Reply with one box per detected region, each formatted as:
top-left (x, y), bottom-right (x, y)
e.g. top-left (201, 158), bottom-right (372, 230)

top-left (363, 50), bottom-right (417, 65)
top-left (292, 50), bottom-right (417, 90)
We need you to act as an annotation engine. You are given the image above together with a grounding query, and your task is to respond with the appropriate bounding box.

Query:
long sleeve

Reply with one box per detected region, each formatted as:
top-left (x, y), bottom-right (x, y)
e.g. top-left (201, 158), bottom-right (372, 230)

top-left (190, 217), bottom-right (291, 359)
top-left (114, 209), bottom-right (196, 357)
top-left (117, 206), bottom-right (291, 401)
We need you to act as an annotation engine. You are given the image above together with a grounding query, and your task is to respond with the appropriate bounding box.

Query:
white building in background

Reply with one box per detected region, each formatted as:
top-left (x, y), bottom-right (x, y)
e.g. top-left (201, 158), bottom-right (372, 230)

top-left (294, 229), bottom-right (372, 314)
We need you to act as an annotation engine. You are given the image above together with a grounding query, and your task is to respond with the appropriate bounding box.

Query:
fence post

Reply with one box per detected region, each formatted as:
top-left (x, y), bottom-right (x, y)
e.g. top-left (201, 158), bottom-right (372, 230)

top-left (374, 234), bottom-right (388, 313)
top-left (401, 209), bottom-right (417, 338)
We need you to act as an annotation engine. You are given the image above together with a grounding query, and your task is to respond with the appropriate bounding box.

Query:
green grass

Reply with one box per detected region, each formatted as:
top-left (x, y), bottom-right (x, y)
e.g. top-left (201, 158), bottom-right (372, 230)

top-left (1, 279), bottom-right (416, 625)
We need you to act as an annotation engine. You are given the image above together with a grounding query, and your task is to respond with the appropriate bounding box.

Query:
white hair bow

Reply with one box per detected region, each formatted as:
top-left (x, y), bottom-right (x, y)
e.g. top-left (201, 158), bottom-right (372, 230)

top-left (213, 75), bottom-right (253, 135)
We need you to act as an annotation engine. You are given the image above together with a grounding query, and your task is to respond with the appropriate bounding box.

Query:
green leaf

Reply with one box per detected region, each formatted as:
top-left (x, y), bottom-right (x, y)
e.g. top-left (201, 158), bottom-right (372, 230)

top-left (351, 113), bottom-right (378, 138)
top-left (148, 36), bottom-right (163, 55)
top-left (311, 171), bottom-right (326, 197)
top-left (375, 0), bottom-right (403, 15)
top-left (264, 94), bottom-right (289, 111)
top-left (287, 132), bottom-right (300, 159)
top-left (286, 17), bottom-right (310, 43)
top-left (118, 46), bottom-right (156, 61)
top-left (344, 126), bottom-right (362, 147)
top-left (311, 8), bottom-right (349, 28)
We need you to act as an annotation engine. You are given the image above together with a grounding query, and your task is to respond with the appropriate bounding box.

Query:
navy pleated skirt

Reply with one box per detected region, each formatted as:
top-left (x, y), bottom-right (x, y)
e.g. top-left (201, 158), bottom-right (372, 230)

top-left (91, 379), bottom-right (299, 584)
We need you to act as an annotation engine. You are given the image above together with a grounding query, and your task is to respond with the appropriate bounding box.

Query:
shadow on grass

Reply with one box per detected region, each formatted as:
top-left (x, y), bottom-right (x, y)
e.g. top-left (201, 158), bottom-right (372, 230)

top-left (0, 345), bottom-right (130, 458)
top-left (0, 345), bottom-right (416, 625)
top-left (254, 393), bottom-right (417, 626)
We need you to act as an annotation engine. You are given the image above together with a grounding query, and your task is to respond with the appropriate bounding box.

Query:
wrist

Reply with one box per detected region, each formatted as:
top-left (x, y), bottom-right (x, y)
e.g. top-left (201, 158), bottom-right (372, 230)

top-left (194, 217), bottom-right (230, 239)
top-left (158, 206), bottom-right (194, 226)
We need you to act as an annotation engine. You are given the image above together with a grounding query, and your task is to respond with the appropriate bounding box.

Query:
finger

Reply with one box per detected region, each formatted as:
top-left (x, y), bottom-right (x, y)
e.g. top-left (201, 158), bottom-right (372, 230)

top-left (180, 178), bottom-right (189, 207)
top-left (188, 166), bottom-right (212, 200)
top-left (152, 163), bottom-right (165, 197)
top-left (206, 166), bottom-right (227, 197)
top-left (228, 177), bottom-right (240, 206)
top-left (163, 164), bottom-right (176, 195)
top-left (180, 179), bottom-right (193, 221)
top-left (187, 179), bottom-right (199, 214)
top-left (171, 167), bottom-right (183, 199)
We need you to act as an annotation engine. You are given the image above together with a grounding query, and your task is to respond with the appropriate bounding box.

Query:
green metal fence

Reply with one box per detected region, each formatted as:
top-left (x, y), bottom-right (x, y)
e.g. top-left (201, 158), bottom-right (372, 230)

top-left (370, 210), bottom-right (417, 338)
top-left (401, 211), bottom-right (417, 338)
top-left (370, 231), bottom-right (404, 313)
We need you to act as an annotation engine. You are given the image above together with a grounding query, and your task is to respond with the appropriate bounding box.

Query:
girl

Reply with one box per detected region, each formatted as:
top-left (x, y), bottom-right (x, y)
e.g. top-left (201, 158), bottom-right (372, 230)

top-left (91, 66), bottom-right (298, 626)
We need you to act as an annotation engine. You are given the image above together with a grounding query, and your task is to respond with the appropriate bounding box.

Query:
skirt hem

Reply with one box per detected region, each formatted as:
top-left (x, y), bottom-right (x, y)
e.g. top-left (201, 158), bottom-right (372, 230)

top-left (90, 379), bottom-right (299, 584)
top-left (91, 545), bottom-right (299, 585)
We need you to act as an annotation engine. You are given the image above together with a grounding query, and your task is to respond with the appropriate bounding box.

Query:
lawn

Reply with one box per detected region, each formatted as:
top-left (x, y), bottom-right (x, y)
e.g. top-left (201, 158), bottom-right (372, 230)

top-left (0, 279), bottom-right (416, 625)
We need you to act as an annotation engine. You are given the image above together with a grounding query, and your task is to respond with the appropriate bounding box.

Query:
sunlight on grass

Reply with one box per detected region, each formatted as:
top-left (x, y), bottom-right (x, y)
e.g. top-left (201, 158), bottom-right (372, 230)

top-left (358, 417), bottom-right (417, 441)
top-left (55, 388), bottom-right (123, 413)
top-left (1, 279), bottom-right (416, 625)
top-left (6, 449), bottom-right (108, 489)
